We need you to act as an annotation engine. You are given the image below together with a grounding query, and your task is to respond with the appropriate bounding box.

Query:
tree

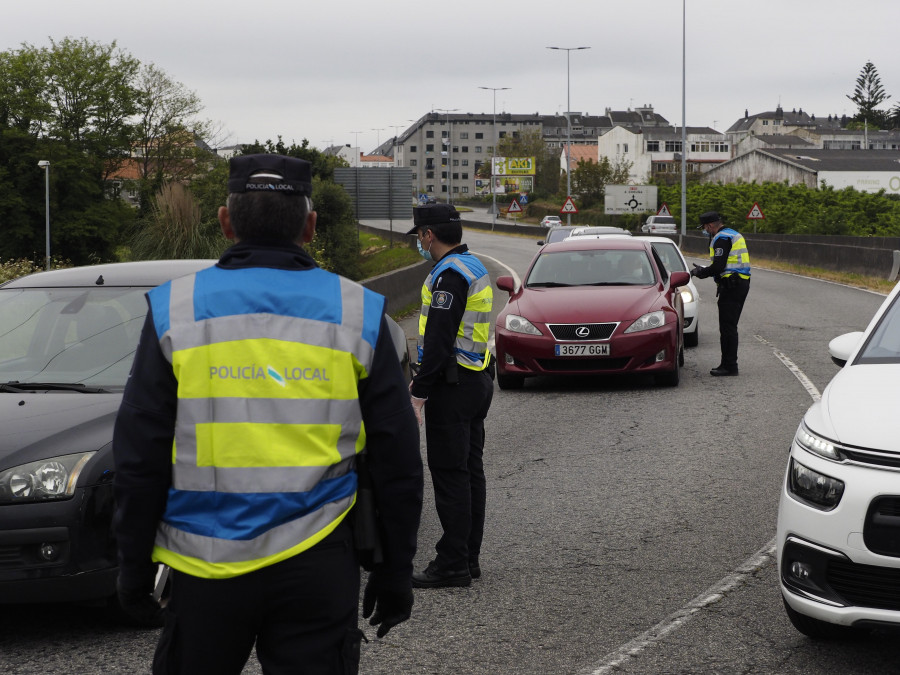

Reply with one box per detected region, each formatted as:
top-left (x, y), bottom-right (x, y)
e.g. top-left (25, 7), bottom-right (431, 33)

top-left (571, 157), bottom-right (633, 208)
top-left (846, 61), bottom-right (891, 128)
top-left (494, 129), bottom-right (559, 198)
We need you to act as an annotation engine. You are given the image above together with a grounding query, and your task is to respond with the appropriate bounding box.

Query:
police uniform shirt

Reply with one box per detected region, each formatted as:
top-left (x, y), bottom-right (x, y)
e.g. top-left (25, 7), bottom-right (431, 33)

top-left (410, 244), bottom-right (471, 400)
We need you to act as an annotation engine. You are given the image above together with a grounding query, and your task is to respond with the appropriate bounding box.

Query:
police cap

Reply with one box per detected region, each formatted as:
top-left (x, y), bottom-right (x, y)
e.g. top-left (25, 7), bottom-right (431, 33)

top-left (406, 203), bottom-right (461, 235)
top-left (227, 154), bottom-right (312, 196)
top-left (698, 211), bottom-right (722, 225)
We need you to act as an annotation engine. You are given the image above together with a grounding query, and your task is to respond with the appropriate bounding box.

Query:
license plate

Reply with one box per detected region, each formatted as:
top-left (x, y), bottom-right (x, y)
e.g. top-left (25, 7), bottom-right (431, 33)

top-left (555, 343), bottom-right (610, 356)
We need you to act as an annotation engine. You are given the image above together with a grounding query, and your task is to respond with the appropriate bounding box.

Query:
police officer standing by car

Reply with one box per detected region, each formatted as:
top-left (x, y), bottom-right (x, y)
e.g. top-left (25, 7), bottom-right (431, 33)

top-left (406, 203), bottom-right (494, 589)
top-left (690, 211), bottom-right (751, 376)
top-left (112, 154), bottom-right (423, 674)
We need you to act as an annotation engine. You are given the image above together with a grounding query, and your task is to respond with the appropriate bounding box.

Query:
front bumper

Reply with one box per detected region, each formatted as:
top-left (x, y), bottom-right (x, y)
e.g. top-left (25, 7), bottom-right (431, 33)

top-left (777, 444), bottom-right (900, 627)
top-left (0, 484), bottom-right (118, 604)
top-left (496, 323), bottom-right (678, 379)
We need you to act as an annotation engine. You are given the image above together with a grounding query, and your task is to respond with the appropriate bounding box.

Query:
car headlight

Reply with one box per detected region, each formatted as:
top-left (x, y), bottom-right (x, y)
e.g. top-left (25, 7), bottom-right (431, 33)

top-left (680, 287), bottom-right (694, 304)
top-left (624, 310), bottom-right (665, 334)
top-left (794, 423), bottom-right (842, 461)
top-left (788, 458), bottom-right (845, 510)
top-left (504, 314), bottom-right (542, 336)
top-left (0, 452), bottom-right (94, 504)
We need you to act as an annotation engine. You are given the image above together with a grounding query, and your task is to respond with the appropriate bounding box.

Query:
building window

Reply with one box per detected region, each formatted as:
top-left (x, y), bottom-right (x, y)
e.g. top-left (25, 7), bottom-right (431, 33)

top-left (475, 146), bottom-right (482, 153)
top-left (460, 132), bottom-right (468, 139)
top-left (462, 173), bottom-right (469, 179)
top-left (442, 171), bottom-right (447, 179)
top-left (762, 120), bottom-right (769, 126)
top-left (412, 173), bottom-right (417, 180)
top-left (462, 186), bottom-right (469, 194)
top-left (426, 185), bottom-right (434, 193)
top-left (452, 173), bottom-right (458, 180)
top-left (426, 144), bottom-right (434, 152)
top-left (410, 145), bottom-right (417, 152)
top-left (664, 141), bottom-right (682, 152)
top-left (475, 132), bottom-right (484, 139)
top-left (442, 130), bottom-right (449, 138)
top-left (462, 159), bottom-right (469, 166)
top-left (499, 131), bottom-right (506, 138)
top-left (647, 141), bottom-right (659, 151)
top-left (409, 159), bottom-right (417, 166)
top-left (426, 130), bottom-right (435, 137)
top-left (623, 143), bottom-right (629, 153)
top-left (453, 159), bottom-right (459, 166)
top-left (426, 171), bottom-right (434, 179)
top-left (461, 146), bottom-right (468, 152)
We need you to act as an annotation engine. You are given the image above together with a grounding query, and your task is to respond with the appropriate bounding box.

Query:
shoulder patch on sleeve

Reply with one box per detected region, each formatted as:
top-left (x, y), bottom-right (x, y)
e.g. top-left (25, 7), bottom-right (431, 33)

top-left (431, 290), bottom-right (453, 310)
top-left (714, 247), bottom-right (724, 257)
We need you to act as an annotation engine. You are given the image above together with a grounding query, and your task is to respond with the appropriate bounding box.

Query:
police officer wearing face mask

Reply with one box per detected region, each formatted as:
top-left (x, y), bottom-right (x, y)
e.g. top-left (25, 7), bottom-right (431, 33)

top-left (690, 211), bottom-right (751, 376)
top-left (406, 203), bottom-right (494, 588)
top-left (112, 154), bottom-right (423, 674)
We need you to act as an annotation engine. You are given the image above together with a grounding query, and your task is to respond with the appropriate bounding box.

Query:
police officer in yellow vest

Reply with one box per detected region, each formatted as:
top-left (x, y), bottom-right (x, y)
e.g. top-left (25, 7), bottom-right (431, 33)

top-left (690, 211), bottom-right (751, 376)
top-left (406, 203), bottom-right (494, 589)
top-left (112, 154), bottom-right (423, 674)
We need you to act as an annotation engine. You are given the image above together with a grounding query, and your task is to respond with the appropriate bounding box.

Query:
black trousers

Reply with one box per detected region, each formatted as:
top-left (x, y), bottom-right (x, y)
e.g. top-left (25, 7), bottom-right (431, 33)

top-left (423, 367), bottom-right (494, 570)
top-left (152, 521), bottom-right (362, 675)
top-left (717, 277), bottom-right (750, 370)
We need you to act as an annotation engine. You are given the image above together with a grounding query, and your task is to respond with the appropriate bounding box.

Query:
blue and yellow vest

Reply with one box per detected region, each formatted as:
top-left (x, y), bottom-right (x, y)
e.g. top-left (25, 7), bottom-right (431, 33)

top-left (710, 228), bottom-right (751, 279)
top-left (146, 265), bottom-right (384, 579)
top-left (418, 251), bottom-right (493, 371)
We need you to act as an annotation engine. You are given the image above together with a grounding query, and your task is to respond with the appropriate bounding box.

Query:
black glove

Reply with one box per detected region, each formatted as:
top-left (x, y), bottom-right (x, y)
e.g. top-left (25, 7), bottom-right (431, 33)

top-left (362, 573), bottom-right (413, 638)
top-left (690, 263), bottom-right (702, 277)
top-left (117, 578), bottom-right (165, 627)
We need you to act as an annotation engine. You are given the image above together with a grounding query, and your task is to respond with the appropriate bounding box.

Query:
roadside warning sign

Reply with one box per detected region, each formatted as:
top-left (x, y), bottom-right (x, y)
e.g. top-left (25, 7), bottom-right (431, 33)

top-left (507, 199), bottom-right (522, 214)
top-left (657, 203), bottom-right (671, 217)
top-left (747, 202), bottom-right (765, 219)
top-left (560, 196), bottom-right (578, 214)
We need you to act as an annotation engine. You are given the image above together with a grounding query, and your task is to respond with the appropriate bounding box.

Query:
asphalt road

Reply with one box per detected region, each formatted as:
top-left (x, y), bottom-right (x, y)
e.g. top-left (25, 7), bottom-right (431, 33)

top-left (3, 220), bottom-right (897, 675)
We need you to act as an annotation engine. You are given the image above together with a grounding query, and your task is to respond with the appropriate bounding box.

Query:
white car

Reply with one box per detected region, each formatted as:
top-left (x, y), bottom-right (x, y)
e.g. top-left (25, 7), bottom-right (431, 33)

top-left (568, 226), bottom-right (631, 238)
top-left (541, 215), bottom-right (562, 227)
top-left (641, 215), bottom-right (678, 234)
top-left (777, 280), bottom-right (900, 638)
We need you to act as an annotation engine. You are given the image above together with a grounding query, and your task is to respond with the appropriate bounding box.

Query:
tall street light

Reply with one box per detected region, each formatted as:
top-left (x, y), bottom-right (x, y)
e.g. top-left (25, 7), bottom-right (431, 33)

top-left (479, 86), bottom-right (510, 230)
top-left (434, 108), bottom-right (459, 204)
top-left (371, 127), bottom-right (384, 151)
top-left (37, 160), bottom-right (50, 270)
top-left (547, 46), bottom-right (590, 225)
top-left (349, 131), bottom-right (363, 166)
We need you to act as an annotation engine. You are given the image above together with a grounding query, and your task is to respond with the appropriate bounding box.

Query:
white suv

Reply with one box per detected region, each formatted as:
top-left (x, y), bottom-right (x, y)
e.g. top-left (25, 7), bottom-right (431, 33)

top-left (540, 215), bottom-right (562, 227)
top-left (777, 280), bottom-right (900, 638)
top-left (641, 215), bottom-right (677, 234)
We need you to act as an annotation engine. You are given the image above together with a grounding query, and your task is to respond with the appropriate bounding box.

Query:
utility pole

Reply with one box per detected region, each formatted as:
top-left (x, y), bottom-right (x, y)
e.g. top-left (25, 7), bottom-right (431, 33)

top-left (479, 86), bottom-right (510, 230)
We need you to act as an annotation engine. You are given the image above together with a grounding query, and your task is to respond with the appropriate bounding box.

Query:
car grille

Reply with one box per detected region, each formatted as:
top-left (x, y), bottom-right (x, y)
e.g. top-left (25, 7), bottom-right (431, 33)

top-left (536, 357), bottom-right (631, 372)
top-left (842, 446), bottom-right (900, 469)
top-left (827, 558), bottom-right (900, 611)
top-left (548, 322), bottom-right (618, 341)
top-left (864, 497), bottom-right (900, 557)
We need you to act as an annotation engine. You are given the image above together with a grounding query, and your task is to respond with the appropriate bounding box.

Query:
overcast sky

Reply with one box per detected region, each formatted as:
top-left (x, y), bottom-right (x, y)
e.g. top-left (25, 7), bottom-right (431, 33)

top-left (4, 0), bottom-right (898, 154)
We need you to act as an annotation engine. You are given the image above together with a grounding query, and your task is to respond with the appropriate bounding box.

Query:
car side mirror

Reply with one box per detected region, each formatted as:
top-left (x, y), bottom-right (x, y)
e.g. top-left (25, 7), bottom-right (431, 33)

top-left (669, 271), bottom-right (690, 288)
top-left (536, 240), bottom-right (545, 246)
top-left (828, 331), bottom-right (863, 368)
top-left (496, 276), bottom-right (516, 294)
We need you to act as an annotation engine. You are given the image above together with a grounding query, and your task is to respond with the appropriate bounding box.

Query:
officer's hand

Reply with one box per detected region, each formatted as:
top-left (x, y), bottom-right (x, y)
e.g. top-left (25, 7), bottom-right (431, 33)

top-left (117, 578), bottom-right (165, 627)
top-left (362, 574), bottom-right (414, 638)
top-left (410, 395), bottom-right (426, 425)
top-left (690, 263), bottom-right (702, 277)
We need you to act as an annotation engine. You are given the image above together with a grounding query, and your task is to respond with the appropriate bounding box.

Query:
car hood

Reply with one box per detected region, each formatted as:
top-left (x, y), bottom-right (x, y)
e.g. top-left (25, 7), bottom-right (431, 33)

top-left (509, 285), bottom-right (664, 325)
top-left (806, 364), bottom-right (900, 452)
top-left (0, 393), bottom-right (121, 469)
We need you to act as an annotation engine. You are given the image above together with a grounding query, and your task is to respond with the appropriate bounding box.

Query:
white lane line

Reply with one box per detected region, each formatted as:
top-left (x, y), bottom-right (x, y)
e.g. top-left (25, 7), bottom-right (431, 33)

top-left (583, 336), bottom-right (820, 675)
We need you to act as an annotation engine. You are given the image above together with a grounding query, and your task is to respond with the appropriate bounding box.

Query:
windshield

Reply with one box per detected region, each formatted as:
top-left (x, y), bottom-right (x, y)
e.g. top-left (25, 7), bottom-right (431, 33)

top-left (526, 249), bottom-right (656, 287)
top-left (857, 292), bottom-right (900, 364)
top-left (0, 287), bottom-right (150, 389)
top-left (650, 242), bottom-right (687, 273)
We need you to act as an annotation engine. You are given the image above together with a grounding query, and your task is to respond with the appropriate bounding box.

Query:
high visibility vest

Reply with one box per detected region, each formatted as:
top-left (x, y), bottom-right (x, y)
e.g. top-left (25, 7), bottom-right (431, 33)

top-left (146, 265), bottom-right (384, 579)
top-left (710, 228), bottom-right (751, 279)
top-left (418, 252), bottom-right (493, 371)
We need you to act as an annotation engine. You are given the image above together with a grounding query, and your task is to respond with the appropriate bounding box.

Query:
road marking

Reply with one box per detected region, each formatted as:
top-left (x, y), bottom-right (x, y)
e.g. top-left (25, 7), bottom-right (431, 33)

top-left (583, 336), bottom-right (820, 675)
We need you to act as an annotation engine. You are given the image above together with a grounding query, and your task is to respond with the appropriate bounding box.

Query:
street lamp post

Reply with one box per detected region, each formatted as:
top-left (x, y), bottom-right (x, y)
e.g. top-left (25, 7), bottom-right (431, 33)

top-left (433, 108), bottom-right (459, 204)
top-left (547, 46), bottom-right (590, 225)
top-left (371, 128), bottom-right (384, 151)
top-left (479, 86), bottom-right (510, 230)
top-left (349, 131), bottom-right (363, 166)
top-left (38, 161), bottom-right (50, 270)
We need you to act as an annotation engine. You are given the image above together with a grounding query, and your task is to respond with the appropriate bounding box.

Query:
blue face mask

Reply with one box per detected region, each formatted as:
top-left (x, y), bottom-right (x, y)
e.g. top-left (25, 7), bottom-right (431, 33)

top-left (417, 236), bottom-right (433, 261)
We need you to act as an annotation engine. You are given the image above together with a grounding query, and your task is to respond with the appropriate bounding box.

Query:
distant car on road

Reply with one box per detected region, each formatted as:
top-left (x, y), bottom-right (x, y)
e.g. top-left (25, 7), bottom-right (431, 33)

top-left (641, 215), bottom-right (678, 234)
top-left (568, 226), bottom-right (632, 238)
top-left (536, 225), bottom-right (578, 246)
top-left (541, 215), bottom-right (562, 227)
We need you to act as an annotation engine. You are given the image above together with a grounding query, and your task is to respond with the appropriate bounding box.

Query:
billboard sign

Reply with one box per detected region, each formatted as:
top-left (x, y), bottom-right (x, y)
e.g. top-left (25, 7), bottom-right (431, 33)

top-left (492, 157), bottom-right (536, 176)
top-left (604, 185), bottom-right (658, 214)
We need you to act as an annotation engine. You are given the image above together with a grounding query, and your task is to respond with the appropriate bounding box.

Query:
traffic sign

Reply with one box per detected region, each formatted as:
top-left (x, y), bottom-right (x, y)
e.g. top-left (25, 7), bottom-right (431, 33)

top-left (747, 202), bottom-right (765, 219)
top-left (507, 199), bottom-right (523, 214)
top-left (561, 196), bottom-right (578, 214)
top-left (658, 203), bottom-right (672, 217)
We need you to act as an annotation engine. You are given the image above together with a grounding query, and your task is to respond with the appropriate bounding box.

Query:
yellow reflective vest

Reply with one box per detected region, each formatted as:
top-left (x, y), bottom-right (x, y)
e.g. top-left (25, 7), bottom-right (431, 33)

top-left (710, 228), bottom-right (751, 279)
top-left (146, 265), bottom-right (383, 579)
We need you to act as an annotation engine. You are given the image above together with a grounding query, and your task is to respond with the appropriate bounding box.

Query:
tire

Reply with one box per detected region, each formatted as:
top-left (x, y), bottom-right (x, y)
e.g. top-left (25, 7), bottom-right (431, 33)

top-left (781, 596), bottom-right (865, 640)
top-left (655, 353), bottom-right (680, 387)
top-left (684, 325), bottom-right (699, 348)
top-left (497, 372), bottom-right (524, 390)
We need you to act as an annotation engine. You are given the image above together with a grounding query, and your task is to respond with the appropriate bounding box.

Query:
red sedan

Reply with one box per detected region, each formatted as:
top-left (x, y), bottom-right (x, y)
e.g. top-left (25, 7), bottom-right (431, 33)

top-left (494, 237), bottom-right (689, 389)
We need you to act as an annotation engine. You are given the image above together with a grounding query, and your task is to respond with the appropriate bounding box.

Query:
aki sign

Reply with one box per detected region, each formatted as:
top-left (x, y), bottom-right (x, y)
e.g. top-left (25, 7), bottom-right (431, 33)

top-left (492, 157), bottom-right (536, 176)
